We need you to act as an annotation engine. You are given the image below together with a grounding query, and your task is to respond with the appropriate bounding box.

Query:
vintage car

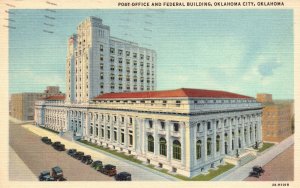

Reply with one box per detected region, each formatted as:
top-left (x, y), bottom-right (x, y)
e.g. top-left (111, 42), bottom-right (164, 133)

top-left (73, 151), bottom-right (84, 160)
top-left (54, 144), bottom-right (66, 151)
top-left (99, 164), bottom-right (117, 176)
top-left (81, 155), bottom-right (93, 165)
top-left (52, 141), bottom-right (61, 147)
top-left (67, 149), bottom-right (77, 156)
top-left (115, 172), bottom-right (132, 181)
top-left (253, 166), bottom-right (265, 174)
top-left (41, 137), bottom-right (52, 145)
top-left (91, 160), bottom-right (103, 171)
top-left (249, 170), bottom-right (260, 178)
top-left (51, 166), bottom-right (66, 181)
top-left (38, 170), bottom-right (54, 181)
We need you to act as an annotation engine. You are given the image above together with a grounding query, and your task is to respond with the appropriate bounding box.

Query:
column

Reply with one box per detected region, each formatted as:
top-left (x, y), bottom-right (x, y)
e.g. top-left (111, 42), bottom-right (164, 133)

top-left (154, 119), bottom-right (159, 156)
top-left (221, 119), bottom-right (225, 155)
top-left (234, 118), bottom-right (239, 150)
top-left (203, 121), bottom-right (208, 161)
top-left (241, 117), bottom-right (245, 148)
top-left (166, 120), bottom-right (171, 162)
top-left (212, 120), bottom-right (217, 158)
top-left (118, 115), bottom-right (121, 145)
top-left (228, 118), bottom-right (232, 154)
top-left (110, 117), bottom-right (113, 143)
top-left (124, 116), bottom-right (129, 147)
top-left (258, 114), bottom-right (263, 142)
top-left (247, 123), bottom-right (251, 146)
top-left (132, 116), bottom-right (136, 150)
top-left (180, 122), bottom-right (186, 166)
top-left (93, 113), bottom-right (96, 139)
top-left (104, 114), bottom-right (107, 141)
top-left (142, 119), bottom-right (147, 154)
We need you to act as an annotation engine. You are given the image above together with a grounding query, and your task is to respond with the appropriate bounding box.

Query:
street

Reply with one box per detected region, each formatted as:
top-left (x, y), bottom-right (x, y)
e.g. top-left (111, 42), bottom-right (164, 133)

top-left (9, 120), bottom-right (174, 181)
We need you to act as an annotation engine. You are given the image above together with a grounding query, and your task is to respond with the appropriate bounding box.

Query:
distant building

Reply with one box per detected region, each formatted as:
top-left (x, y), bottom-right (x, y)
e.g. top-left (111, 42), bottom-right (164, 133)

top-left (257, 94), bottom-right (293, 142)
top-left (10, 86), bottom-right (63, 121)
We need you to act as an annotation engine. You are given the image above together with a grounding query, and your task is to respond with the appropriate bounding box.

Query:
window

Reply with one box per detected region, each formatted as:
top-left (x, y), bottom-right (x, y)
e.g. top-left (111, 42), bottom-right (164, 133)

top-left (207, 122), bottom-right (211, 130)
top-left (148, 135), bottom-right (154, 152)
top-left (114, 131), bottom-right (117, 141)
top-left (110, 48), bottom-right (115, 54)
top-left (129, 134), bottom-right (133, 145)
top-left (90, 126), bottom-right (93, 135)
top-left (121, 133), bottom-right (125, 143)
top-left (176, 100), bottom-right (181, 107)
top-left (126, 51), bottom-right (130, 57)
top-left (159, 137), bottom-right (167, 156)
top-left (100, 45), bottom-right (103, 52)
top-left (121, 116), bottom-right (124, 123)
top-left (107, 129), bottom-right (110, 139)
top-left (118, 49), bottom-right (123, 56)
top-left (162, 100), bottom-right (167, 106)
top-left (197, 123), bottom-right (200, 132)
top-left (174, 123), bottom-right (179, 132)
top-left (216, 135), bottom-right (220, 152)
top-left (160, 121), bottom-right (165, 130)
top-left (207, 138), bottom-right (212, 156)
top-left (173, 140), bottom-right (181, 160)
top-left (129, 117), bottom-right (133, 124)
top-left (101, 128), bottom-right (104, 137)
top-left (196, 140), bottom-right (202, 159)
top-left (149, 120), bottom-right (153, 128)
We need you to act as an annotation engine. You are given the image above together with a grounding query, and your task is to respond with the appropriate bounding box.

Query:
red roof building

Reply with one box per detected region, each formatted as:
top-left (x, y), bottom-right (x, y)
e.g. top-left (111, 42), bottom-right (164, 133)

top-left (93, 88), bottom-right (253, 100)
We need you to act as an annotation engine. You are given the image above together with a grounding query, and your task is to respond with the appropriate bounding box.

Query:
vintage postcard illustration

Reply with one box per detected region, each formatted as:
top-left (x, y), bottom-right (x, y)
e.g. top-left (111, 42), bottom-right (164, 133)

top-left (1, 0), bottom-right (299, 187)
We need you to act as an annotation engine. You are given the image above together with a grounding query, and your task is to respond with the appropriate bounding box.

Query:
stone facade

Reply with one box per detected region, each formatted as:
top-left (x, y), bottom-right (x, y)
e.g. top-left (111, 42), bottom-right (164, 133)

top-left (35, 89), bottom-right (262, 177)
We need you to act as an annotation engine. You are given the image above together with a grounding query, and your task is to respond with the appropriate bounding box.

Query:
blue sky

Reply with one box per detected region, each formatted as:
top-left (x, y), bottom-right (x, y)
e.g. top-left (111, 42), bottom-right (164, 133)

top-left (9, 9), bottom-right (294, 99)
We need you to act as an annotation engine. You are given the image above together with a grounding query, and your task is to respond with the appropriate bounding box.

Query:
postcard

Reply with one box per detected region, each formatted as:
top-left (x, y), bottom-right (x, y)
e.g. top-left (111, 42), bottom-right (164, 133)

top-left (0, 0), bottom-right (299, 188)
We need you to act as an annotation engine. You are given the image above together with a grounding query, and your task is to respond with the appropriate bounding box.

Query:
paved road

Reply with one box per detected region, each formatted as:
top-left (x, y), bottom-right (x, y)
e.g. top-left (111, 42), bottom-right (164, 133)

top-left (9, 120), bottom-right (174, 181)
top-left (215, 135), bottom-right (294, 181)
top-left (245, 145), bottom-right (294, 181)
top-left (9, 121), bottom-right (113, 181)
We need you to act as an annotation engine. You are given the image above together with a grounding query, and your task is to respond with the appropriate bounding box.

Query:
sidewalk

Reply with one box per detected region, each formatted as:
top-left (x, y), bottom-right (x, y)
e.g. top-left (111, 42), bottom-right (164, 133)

top-left (9, 146), bottom-right (37, 181)
top-left (215, 135), bottom-right (294, 181)
top-left (21, 123), bottom-right (179, 181)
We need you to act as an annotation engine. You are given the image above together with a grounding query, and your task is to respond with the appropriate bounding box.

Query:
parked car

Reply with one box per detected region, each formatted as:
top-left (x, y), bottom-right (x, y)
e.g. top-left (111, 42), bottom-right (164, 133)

top-left (52, 141), bottom-right (61, 147)
top-left (249, 170), bottom-right (260, 178)
top-left (54, 144), bottom-right (66, 151)
top-left (115, 172), bottom-right (132, 181)
top-left (91, 160), bottom-right (103, 171)
top-left (51, 166), bottom-right (66, 181)
top-left (73, 151), bottom-right (84, 160)
top-left (38, 170), bottom-right (54, 181)
top-left (99, 164), bottom-right (117, 176)
top-left (81, 155), bottom-right (93, 165)
top-left (253, 166), bottom-right (265, 174)
top-left (41, 137), bottom-right (52, 145)
top-left (67, 149), bottom-right (77, 156)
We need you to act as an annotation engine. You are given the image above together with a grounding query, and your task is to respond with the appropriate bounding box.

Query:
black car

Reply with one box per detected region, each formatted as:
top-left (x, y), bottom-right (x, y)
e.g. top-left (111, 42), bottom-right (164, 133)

top-left (115, 172), bottom-right (132, 181)
top-left (99, 164), bottom-right (117, 176)
top-left (249, 170), bottom-right (260, 178)
top-left (54, 144), bottom-right (66, 151)
top-left (41, 137), bottom-right (52, 145)
top-left (52, 141), bottom-right (61, 147)
top-left (39, 170), bottom-right (54, 181)
top-left (51, 166), bottom-right (66, 181)
top-left (81, 155), bottom-right (93, 165)
top-left (253, 166), bottom-right (265, 174)
top-left (91, 160), bottom-right (103, 171)
top-left (73, 151), bottom-right (84, 160)
top-left (67, 149), bottom-right (77, 156)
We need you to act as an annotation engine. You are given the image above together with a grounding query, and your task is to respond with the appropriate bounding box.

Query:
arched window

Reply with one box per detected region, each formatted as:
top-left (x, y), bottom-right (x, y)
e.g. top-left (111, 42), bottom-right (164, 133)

top-left (216, 135), bottom-right (220, 152)
top-left (196, 140), bottom-right (202, 159)
top-left (159, 137), bottom-right (167, 156)
top-left (173, 140), bottom-right (181, 160)
top-left (207, 138), bottom-right (212, 156)
top-left (148, 135), bottom-right (154, 152)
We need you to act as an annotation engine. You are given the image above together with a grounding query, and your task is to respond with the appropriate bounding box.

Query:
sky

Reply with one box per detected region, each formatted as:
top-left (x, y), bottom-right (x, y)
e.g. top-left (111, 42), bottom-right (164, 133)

top-left (9, 9), bottom-right (294, 99)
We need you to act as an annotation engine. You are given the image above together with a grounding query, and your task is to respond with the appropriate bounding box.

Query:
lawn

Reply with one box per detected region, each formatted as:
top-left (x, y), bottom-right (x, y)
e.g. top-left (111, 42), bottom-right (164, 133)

top-left (39, 126), bottom-right (59, 134)
top-left (258, 142), bottom-right (275, 152)
top-left (79, 139), bottom-right (235, 181)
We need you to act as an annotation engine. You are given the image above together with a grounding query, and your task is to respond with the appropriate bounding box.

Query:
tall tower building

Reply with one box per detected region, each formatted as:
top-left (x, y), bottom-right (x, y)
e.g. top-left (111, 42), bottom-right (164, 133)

top-left (65, 17), bottom-right (157, 104)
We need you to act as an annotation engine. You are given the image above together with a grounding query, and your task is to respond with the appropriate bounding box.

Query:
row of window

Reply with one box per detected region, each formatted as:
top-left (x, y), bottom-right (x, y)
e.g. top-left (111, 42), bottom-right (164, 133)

top-left (106, 46), bottom-right (154, 61)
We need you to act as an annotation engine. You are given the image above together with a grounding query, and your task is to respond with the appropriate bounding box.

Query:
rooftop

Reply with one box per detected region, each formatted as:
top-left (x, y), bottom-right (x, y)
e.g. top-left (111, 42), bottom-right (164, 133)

top-left (93, 88), bottom-right (253, 100)
top-left (43, 95), bottom-right (65, 101)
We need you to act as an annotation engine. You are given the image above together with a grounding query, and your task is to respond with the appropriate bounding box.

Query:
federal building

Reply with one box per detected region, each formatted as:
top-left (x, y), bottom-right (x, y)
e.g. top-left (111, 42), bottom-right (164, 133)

top-left (35, 17), bottom-right (262, 177)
